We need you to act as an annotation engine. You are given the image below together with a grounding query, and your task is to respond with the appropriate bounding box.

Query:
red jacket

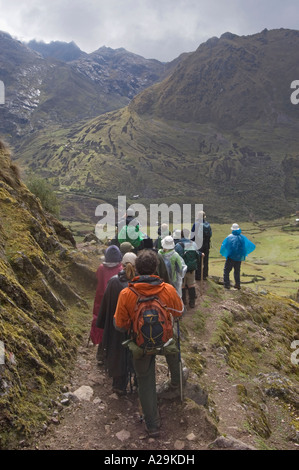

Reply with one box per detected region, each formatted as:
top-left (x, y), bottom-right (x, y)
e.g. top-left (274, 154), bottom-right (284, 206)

top-left (90, 262), bottom-right (122, 344)
top-left (114, 275), bottom-right (183, 332)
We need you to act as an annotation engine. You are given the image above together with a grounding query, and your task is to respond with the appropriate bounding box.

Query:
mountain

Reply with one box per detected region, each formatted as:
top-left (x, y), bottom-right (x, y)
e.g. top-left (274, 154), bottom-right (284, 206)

top-left (14, 29), bottom-right (299, 222)
top-left (0, 32), bottom-right (170, 143)
top-left (132, 29), bottom-right (299, 129)
top-left (26, 39), bottom-right (87, 62)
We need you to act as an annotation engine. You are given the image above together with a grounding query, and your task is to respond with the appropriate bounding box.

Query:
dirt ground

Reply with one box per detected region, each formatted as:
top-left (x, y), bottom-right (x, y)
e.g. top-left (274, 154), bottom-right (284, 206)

top-left (24, 281), bottom-right (297, 453)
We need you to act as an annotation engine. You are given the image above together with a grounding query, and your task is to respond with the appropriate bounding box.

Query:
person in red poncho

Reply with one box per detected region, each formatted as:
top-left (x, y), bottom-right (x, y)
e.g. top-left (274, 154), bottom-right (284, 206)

top-left (89, 245), bottom-right (123, 362)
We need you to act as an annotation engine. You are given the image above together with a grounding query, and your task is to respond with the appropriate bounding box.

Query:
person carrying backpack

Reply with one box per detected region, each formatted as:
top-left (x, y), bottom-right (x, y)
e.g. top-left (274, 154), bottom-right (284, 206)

top-left (175, 229), bottom-right (204, 308)
top-left (117, 209), bottom-right (144, 252)
top-left (220, 223), bottom-right (256, 289)
top-left (96, 252), bottom-right (137, 395)
top-left (158, 235), bottom-right (187, 298)
top-left (191, 211), bottom-right (212, 281)
top-left (114, 249), bottom-right (184, 438)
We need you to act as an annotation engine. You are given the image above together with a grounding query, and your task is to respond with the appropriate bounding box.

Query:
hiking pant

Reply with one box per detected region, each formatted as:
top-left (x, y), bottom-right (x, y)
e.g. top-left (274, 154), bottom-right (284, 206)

top-left (223, 258), bottom-right (241, 288)
top-left (133, 352), bottom-right (180, 431)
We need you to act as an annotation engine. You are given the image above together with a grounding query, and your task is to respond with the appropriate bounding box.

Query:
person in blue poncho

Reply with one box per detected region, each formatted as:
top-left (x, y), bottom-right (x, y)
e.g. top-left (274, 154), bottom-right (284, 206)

top-left (220, 223), bottom-right (256, 290)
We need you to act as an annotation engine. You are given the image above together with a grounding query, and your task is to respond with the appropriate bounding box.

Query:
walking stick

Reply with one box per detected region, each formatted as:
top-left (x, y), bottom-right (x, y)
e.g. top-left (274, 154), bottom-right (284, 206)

top-left (176, 319), bottom-right (184, 403)
top-left (200, 254), bottom-right (204, 296)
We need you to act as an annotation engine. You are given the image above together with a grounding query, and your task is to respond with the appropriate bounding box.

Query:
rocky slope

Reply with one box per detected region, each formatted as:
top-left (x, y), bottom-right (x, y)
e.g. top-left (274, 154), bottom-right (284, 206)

top-left (0, 32), bottom-right (172, 144)
top-left (0, 141), bottom-right (98, 448)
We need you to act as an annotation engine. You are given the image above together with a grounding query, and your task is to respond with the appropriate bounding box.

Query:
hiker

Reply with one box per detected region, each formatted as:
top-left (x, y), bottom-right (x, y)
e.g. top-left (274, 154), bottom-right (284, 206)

top-left (89, 245), bottom-right (123, 363)
top-left (191, 211), bottom-right (212, 281)
top-left (117, 208), bottom-right (144, 252)
top-left (142, 237), bottom-right (171, 284)
top-left (158, 235), bottom-right (187, 297)
top-left (153, 223), bottom-right (171, 250)
top-left (120, 241), bottom-right (134, 254)
top-left (172, 229), bottom-right (182, 245)
top-left (220, 223), bottom-right (256, 290)
top-left (96, 252), bottom-right (137, 395)
top-left (175, 229), bottom-right (204, 308)
top-left (117, 207), bottom-right (139, 231)
top-left (114, 249), bottom-right (184, 437)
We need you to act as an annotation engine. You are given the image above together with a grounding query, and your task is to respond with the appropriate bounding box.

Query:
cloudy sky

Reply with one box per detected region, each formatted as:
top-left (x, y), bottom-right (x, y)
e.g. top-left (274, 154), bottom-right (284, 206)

top-left (0, 0), bottom-right (298, 61)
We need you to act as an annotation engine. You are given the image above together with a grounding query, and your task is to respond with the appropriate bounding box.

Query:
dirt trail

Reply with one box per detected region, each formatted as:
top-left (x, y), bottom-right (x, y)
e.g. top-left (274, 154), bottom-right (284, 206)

top-left (25, 281), bottom-right (258, 452)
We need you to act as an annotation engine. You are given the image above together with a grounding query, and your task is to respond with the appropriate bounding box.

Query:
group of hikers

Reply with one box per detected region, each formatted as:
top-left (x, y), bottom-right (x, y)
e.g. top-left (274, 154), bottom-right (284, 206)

top-left (88, 208), bottom-right (255, 438)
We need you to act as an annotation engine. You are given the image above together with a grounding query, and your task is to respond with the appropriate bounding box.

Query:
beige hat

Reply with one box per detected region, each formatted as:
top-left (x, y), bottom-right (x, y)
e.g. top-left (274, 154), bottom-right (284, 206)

top-left (120, 242), bottom-right (134, 254)
top-left (161, 235), bottom-right (175, 250)
top-left (122, 252), bottom-right (137, 265)
top-left (231, 223), bottom-right (240, 231)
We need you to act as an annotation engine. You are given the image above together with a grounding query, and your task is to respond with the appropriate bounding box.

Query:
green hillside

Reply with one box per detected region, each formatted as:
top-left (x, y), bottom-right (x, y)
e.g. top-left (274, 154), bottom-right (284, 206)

top-left (13, 29), bottom-right (299, 222)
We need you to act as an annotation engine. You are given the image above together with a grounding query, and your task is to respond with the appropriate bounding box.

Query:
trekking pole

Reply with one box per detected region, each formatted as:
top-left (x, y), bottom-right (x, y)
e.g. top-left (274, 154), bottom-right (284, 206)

top-left (176, 319), bottom-right (184, 403)
top-left (200, 254), bottom-right (204, 296)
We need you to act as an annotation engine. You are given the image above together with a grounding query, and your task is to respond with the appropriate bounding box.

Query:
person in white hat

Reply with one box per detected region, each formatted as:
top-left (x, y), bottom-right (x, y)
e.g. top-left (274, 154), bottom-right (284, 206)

top-left (220, 223), bottom-right (256, 289)
top-left (158, 235), bottom-right (187, 297)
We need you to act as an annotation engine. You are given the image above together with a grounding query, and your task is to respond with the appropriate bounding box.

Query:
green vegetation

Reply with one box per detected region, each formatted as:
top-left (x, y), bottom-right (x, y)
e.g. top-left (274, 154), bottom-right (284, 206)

top-left (27, 176), bottom-right (60, 217)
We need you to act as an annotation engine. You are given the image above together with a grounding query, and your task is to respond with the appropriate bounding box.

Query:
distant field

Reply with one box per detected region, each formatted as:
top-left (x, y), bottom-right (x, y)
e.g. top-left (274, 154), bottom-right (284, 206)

top-left (63, 216), bottom-right (299, 300)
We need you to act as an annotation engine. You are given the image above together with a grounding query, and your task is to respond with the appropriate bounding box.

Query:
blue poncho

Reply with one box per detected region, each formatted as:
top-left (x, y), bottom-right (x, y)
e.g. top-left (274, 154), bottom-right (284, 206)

top-left (220, 229), bottom-right (256, 261)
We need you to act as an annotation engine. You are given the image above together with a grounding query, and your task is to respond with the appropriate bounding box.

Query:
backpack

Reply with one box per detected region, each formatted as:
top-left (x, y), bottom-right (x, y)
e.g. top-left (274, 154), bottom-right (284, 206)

top-left (200, 222), bottom-right (212, 250)
top-left (129, 286), bottom-right (173, 351)
top-left (179, 242), bottom-right (199, 272)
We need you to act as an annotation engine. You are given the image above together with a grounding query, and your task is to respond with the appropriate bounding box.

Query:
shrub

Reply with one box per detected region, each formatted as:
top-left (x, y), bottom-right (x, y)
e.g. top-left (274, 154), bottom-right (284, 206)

top-left (27, 176), bottom-right (60, 217)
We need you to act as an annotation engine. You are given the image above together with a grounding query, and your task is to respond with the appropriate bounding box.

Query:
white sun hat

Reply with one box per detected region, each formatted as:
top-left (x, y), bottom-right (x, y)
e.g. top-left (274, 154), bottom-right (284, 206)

top-left (161, 235), bottom-right (175, 250)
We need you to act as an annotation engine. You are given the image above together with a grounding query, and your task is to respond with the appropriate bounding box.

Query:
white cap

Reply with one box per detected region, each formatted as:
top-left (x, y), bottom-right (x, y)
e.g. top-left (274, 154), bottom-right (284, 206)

top-left (161, 235), bottom-right (175, 250)
top-left (127, 207), bottom-right (135, 216)
top-left (231, 223), bottom-right (240, 231)
top-left (172, 229), bottom-right (181, 239)
top-left (122, 252), bottom-right (137, 265)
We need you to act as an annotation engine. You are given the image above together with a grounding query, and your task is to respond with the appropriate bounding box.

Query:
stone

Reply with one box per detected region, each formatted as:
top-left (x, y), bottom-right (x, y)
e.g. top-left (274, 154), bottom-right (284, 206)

top-left (73, 385), bottom-right (94, 401)
top-left (174, 440), bottom-right (185, 450)
top-left (209, 435), bottom-right (257, 450)
top-left (116, 429), bottom-right (131, 442)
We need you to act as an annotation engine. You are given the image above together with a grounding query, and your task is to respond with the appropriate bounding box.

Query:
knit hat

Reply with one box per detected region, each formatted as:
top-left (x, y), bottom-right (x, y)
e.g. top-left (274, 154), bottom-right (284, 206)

top-left (104, 245), bottom-right (122, 263)
top-left (122, 252), bottom-right (137, 266)
top-left (231, 223), bottom-right (240, 231)
top-left (120, 242), bottom-right (134, 254)
top-left (161, 235), bottom-right (175, 250)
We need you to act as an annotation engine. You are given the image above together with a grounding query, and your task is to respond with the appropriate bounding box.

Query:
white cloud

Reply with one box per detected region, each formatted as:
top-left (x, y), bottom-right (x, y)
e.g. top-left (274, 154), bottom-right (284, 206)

top-left (0, 0), bottom-right (298, 61)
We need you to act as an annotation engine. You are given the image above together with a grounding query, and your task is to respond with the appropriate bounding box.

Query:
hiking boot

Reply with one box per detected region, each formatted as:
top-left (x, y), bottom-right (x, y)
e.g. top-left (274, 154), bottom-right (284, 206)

top-left (157, 380), bottom-right (181, 400)
top-left (145, 425), bottom-right (160, 438)
top-left (234, 284), bottom-right (241, 290)
top-left (112, 387), bottom-right (127, 396)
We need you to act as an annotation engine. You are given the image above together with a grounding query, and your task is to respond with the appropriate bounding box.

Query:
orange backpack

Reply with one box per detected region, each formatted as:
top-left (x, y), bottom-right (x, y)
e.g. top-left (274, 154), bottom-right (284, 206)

top-left (129, 286), bottom-right (173, 351)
